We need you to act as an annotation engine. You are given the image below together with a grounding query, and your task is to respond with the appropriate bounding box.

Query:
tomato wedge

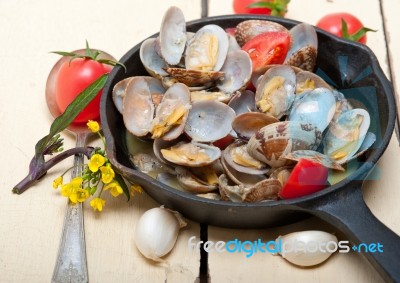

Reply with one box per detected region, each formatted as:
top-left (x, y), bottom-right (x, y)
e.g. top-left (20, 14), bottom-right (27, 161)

top-left (241, 31), bottom-right (290, 72)
top-left (279, 159), bottom-right (329, 199)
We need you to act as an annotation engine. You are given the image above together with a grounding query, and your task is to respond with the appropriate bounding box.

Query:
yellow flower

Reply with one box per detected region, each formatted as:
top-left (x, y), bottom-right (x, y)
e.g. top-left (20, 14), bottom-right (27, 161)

top-left (53, 176), bottom-right (63, 189)
top-left (104, 182), bottom-right (123, 197)
top-left (130, 184), bottom-right (143, 197)
top-left (90, 198), bottom-right (106, 212)
top-left (69, 188), bottom-right (90, 204)
top-left (88, 154), bottom-right (106, 173)
top-left (87, 120), bottom-right (100, 133)
top-left (100, 165), bottom-right (115, 184)
top-left (60, 177), bottom-right (84, 203)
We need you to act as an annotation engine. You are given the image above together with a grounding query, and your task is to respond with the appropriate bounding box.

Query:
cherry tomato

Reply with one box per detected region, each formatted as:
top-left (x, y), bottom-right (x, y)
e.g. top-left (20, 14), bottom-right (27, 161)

top-left (232, 0), bottom-right (289, 17)
top-left (56, 58), bottom-right (112, 123)
top-left (279, 159), bottom-right (328, 199)
top-left (316, 13), bottom-right (375, 44)
top-left (241, 32), bottom-right (290, 72)
top-left (213, 135), bottom-right (234, 150)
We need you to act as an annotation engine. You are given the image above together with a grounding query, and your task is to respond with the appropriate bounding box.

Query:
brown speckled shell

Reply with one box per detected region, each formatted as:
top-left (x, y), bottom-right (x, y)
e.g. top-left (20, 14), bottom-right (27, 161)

top-left (166, 67), bottom-right (224, 87)
top-left (235, 20), bottom-right (289, 46)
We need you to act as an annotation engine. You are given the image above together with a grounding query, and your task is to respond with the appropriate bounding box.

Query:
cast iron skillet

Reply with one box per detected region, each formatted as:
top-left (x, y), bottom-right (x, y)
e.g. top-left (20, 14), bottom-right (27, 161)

top-left (100, 15), bottom-right (400, 282)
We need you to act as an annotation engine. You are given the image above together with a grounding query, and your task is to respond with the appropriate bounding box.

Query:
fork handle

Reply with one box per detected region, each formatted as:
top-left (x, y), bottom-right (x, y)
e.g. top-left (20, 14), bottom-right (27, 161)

top-left (52, 133), bottom-right (88, 283)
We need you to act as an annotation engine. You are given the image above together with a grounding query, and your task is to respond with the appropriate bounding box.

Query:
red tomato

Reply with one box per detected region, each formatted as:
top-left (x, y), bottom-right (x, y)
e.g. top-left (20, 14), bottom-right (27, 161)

top-left (279, 159), bottom-right (328, 199)
top-left (316, 13), bottom-right (374, 44)
top-left (56, 58), bottom-right (112, 123)
top-left (241, 32), bottom-right (290, 72)
top-left (225, 28), bottom-right (236, 36)
top-left (213, 135), bottom-right (234, 150)
top-left (232, 0), bottom-right (289, 17)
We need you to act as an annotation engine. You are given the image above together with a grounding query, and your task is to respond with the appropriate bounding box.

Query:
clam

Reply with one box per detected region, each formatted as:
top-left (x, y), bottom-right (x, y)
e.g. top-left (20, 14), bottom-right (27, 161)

top-left (175, 166), bottom-right (218, 193)
top-left (159, 6), bottom-right (187, 65)
top-left (232, 112), bottom-right (279, 140)
top-left (284, 23), bottom-right (318, 71)
top-left (161, 141), bottom-right (221, 167)
top-left (220, 156), bottom-right (266, 186)
top-left (284, 150), bottom-right (345, 171)
top-left (219, 174), bottom-right (280, 202)
top-left (269, 167), bottom-right (292, 186)
top-left (296, 71), bottom-right (332, 94)
top-left (235, 20), bottom-right (289, 46)
top-left (140, 38), bottom-right (168, 79)
top-left (288, 88), bottom-right (336, 133)
top-left (190, 90), bottom-right (232, 103)
top-left (150, 83), bottom-right (191, 140)
top-left (223, 141), bottom-right (270, 175)
top-left (184, 100), bottom-right (236, 142)
top-left (247, 121), bottom-right (321, 168)
top-left (228, 90), bottom-right (256, 115)
top-left (227, 34), bottom-right (241, 52)
top-left (112, 77), bottom-right (132, 113)
top-left (217, 50), bottom-right (252, 94)
top-left (122, 77), bottom-right (155, 137)
top-left (185, 24), bottom-right (229, 72)
top-left (196, 193), bottom-right (221, 200)
top-left (255, 65), bottom-right (296, 119)
top-left (165, 67), bottom-right (224, 87)
top-left (323, 108), bottom-right (371, 164)
top-left (130, 152), bottom-right (175, 178)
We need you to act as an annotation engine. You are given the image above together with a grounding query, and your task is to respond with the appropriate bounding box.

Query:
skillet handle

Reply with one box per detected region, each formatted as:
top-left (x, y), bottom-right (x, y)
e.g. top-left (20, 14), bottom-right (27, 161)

top-left (299, 181), bottom-right (400, 283)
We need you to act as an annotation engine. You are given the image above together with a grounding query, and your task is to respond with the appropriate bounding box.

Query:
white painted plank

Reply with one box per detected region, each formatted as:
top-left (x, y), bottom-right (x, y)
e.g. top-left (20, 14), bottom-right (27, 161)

top-left (0, 1), bottom-right (202, 282)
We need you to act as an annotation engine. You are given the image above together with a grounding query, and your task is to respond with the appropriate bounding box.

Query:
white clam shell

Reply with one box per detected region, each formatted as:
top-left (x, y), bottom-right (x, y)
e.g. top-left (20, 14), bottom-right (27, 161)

top-left (112, 77), bottom-right (132, 113)
top-left (140, 38), bottom-right (168, 78)
top-left (217, 50), bottom-right (252, 94)
top-left (122, 77), bottom-right (154, 137)
top-left (255, 65), bottom-right (296, 119)
top-left (323, 108), bottom-right (370, 164)
top-left (159, 6), bottom-right (187, 65)
top-left (277, 231), bottom-right (337, 267)
top-left (185, 24), bottom-right (229, 72)
top-left (184, 100), bottom-right (236, 142)
top-left (289, 88), bottom-right (336, 133)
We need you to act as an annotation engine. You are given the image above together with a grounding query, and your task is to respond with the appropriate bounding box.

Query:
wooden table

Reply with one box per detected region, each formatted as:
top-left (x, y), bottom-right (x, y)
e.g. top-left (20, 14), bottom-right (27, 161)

top-left (1, 0), bottom-right (399, 282)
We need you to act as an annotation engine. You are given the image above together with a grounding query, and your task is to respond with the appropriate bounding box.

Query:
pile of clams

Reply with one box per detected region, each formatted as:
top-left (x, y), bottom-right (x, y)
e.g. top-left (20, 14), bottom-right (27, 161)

top-left (113, 7), bottom-right (375, 202)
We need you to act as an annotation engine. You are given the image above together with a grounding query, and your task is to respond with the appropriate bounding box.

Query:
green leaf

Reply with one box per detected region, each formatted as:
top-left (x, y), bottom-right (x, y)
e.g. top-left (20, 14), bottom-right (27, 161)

top-left (247, 0), bottom-right (290, 17)
top-left (35, 74), bottom-right (108, 155)
top-left (114, 172), bottom-right (130, 201)
top-left (341, 18), bottom-right (377, 42)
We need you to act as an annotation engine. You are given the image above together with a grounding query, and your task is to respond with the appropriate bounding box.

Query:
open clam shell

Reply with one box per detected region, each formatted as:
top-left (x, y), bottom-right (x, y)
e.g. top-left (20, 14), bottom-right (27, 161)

top-left (223, 141), bottom-right (270, 175)
top-left (175, 166), bottom-right (218, 193)
top-left (112, 77), bottom-right (132, 114)
top-left (284, 150), bottom-right (345, 171)
top-left (122, 77), bottom-right (155, 137)
top-left (296, 71), bottom-right (332, 94)
top-left (284, 23), bottom-right (318, 71)
top-left (255, 65), bottom-right (296, 119)
top-left (219, 174), bottom-right (280, 202)
top-left (232, 112), bottom-right (279, 140)
top-left (159, 6), bottom-right (187, 65)
top-left (323, 108), bottom-right (371, 164)
top-left (217, 50), bottom-right (252, 94)
top-left (165, 67), bottom-right (224, 87)
top-left (247, 121), bottom-right (321, 168)
top-left (228, 90), bottom-right (256, 115)
top-left (220, 156), bottom-right (266, 186)
top-left (140, 38), bottom-right (168, 79)
top-left (190, 90), bottom-right (232, 103)
top-left (151, 83), bottom-right (190, 140)
top-left (288, 88), bottom-right (336, 133)
top-left (160, 141), bottom-right (221, 167)
top-left (184, 100), bottom-right (236, 142)
top-left (185, 24), bottom-right (229, 72)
